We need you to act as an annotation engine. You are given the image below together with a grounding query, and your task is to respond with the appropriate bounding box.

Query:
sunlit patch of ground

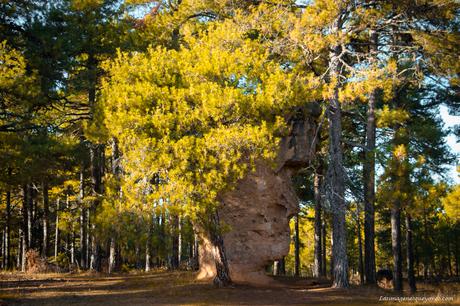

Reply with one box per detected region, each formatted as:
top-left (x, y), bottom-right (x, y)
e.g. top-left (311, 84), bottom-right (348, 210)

top-left (0, 271), bottom-right (458, 305)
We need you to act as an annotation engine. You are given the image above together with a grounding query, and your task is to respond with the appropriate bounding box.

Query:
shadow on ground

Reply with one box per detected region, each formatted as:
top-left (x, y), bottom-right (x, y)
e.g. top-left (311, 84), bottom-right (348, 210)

top-left (0, 271), bottom-right (458, 305)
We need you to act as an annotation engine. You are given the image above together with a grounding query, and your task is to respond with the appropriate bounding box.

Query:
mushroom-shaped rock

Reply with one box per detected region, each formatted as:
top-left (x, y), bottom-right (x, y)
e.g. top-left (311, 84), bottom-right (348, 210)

top-left (197, 104), bottom-right (320, 285)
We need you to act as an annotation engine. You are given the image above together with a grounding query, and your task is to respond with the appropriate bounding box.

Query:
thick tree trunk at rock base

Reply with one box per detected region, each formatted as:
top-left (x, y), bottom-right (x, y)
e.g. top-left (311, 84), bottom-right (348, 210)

top-left (313, 171), bottom-right (322, 278)
top-left (209, 211), bottom-right (232, 287)
top-left (391, 201), bottom-right (403, 291)
top-left (406, 213), bottom-right (416, 293)
top-left (328, 45), bottom-right (349, 289)
top-left (364, 30), bottom-right (378, 286)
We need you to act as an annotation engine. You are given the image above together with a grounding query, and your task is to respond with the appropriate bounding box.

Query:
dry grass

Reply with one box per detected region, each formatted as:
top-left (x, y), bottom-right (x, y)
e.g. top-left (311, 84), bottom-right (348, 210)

top-left (0, 271), bottom-right (458, 305)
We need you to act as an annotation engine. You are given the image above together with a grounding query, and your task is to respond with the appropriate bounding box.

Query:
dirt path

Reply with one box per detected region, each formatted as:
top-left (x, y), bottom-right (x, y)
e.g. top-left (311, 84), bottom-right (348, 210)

top-left (0, 271), bottom-right (458, 305)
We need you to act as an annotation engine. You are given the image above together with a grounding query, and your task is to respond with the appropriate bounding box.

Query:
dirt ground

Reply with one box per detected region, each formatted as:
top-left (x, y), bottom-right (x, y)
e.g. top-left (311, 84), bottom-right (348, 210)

top-left (0, 271), bottom-right (458, 306)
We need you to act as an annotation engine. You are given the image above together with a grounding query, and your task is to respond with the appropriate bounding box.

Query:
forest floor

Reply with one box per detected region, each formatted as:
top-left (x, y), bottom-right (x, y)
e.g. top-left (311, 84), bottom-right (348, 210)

top-left (0, 270), bottom-right (459, 306)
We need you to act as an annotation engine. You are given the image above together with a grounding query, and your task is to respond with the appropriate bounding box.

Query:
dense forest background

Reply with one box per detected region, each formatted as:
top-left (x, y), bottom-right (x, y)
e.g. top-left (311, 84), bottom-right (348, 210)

top-left (0, 0), bottom-right (459, 292)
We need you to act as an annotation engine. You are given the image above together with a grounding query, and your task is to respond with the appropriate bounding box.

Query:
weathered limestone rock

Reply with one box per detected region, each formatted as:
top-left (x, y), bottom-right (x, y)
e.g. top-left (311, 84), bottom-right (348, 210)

top-left (197, 105), bottom-right (320, 285)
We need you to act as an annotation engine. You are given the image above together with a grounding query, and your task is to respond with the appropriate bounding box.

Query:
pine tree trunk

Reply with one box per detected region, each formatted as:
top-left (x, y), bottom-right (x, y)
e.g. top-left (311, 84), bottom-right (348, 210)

top-left (171, 214), bottom-right (180, 270)
top-left (178, 216), bottom-right (182, 265)
top-left (18, 228), bottom-right (23, 271)
top-left (1, 229), bottom-right (4, 269)
top-left (89, 144), bottom-right (103, 272)
top-left (86, 204), bottom-right (91, 266)
top-left (5, 187), bottom-right (11, 269)
top-left (447, 231), bottom-right (452, 277)
top-left (455, 234), bottom-right (459, 277)
top-left (108, 138), bottom-right (120, 274)
top-left (423, 207), bottom-right (429, 280)
top-left (313, 171), bottom-right (322, 278)
top-left (327, 45), bottom-right (349, 289)
top-left (27, 185), bottom-right (33, 249)
top-left (363, 30), bottom-right (378, 286)
top-left (145, 222), bottom-right (152, 272)
top-left (209, 211), bottom-right (232, 287)
top-left (108, 237), bottom-right (116, 274)
top-left (406, 213), bottom-right (416, 293)
top-left (321, 217), bottom-right (327, 277)
top-left (357, 206), bottom-right (364, 285)
top-left (71, 227), bottom-right (75, 265)
top-left (135, 243), bottom-right (141, 269)
top-left (22, 185), bottom-right (29, 268)
top-left (79, 165), bottom-right (87, 269)
top-left (193, 230), bottom-right (199, 270)
top-left (89, 226), bottom-right (99, 271)
top-left (280, 257), bottom-right (286, 275)
top-left (295, 213), bottom-right (300, 277)
top-left (391, 201), bottom-right (403, 291)
top-left (55, 198), bottom-right (60, 260)
top-left (42, 181), bottom-right (49, 258)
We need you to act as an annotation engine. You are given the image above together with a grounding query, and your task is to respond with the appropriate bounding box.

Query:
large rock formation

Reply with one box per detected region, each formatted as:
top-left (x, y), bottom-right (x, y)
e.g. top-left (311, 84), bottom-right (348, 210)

top-left (197, 105), bottom-right (320, 285)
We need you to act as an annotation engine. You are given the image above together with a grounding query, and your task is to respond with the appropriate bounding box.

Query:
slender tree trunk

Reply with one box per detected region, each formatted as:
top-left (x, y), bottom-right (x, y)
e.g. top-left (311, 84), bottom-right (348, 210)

top-left (18, 228), bottom-right (23, 271)
top-left (357, 206), bottom-right (364, 285)
top-left (71, 226), bottom-right (75, 265)
top-left (86, 209), bottom-right (90, 267)
top-left (313, 171), bottom-right (322, 278)
top-left (27, 185), bottom-right (33, 249)
top-left (89, 144), bottom-right (102, 272)
top-left (145, 214), bottom-right (153, 272)
top-left (22, 184), bottom-right (29, 271)
top-left (178, 216), bottom-right (182, 265)
top-left (327, 45), bottom-right (349, 288)
top-left (55, 198), bottom-right (60, 260)
top-left (108, 237), bottom-right (116, 274)
top-left (42, 181), bottom-right (49, 258)
top-left (5, 186), bottom-right (11, 269)
top-left (193, 230), bottom-right (199, 270)
top-left (79, 165), bottom-right (87, 269)
top-left (321, 217), bottom-right (327, 277)
top-left (171, 214), bottom-right (180, 270)
top-left (391, 201), bottom-right (403, 291)
top-left (65, 194), bottom-right (70, 262)
top-left (135, 243), bottom-right (141, 269)
top-left (406, 214), bottom-right (416, 293)
top-left (455, 233), bottom-right (459, 277)
top-left (1, 229), bottom-right (4, 269)
top-left (295, 213), bottom-right (300, 277)
top-left (279, 257), bottom-right (286, 275)
top-left (363, 30), bottom-right (378, 286)
top-left (447, 230), bottom-right (452, 277)
top-left (423, 206), bottom-right (429, 280)
top-left (108, 138), bottom-right (120, 274)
